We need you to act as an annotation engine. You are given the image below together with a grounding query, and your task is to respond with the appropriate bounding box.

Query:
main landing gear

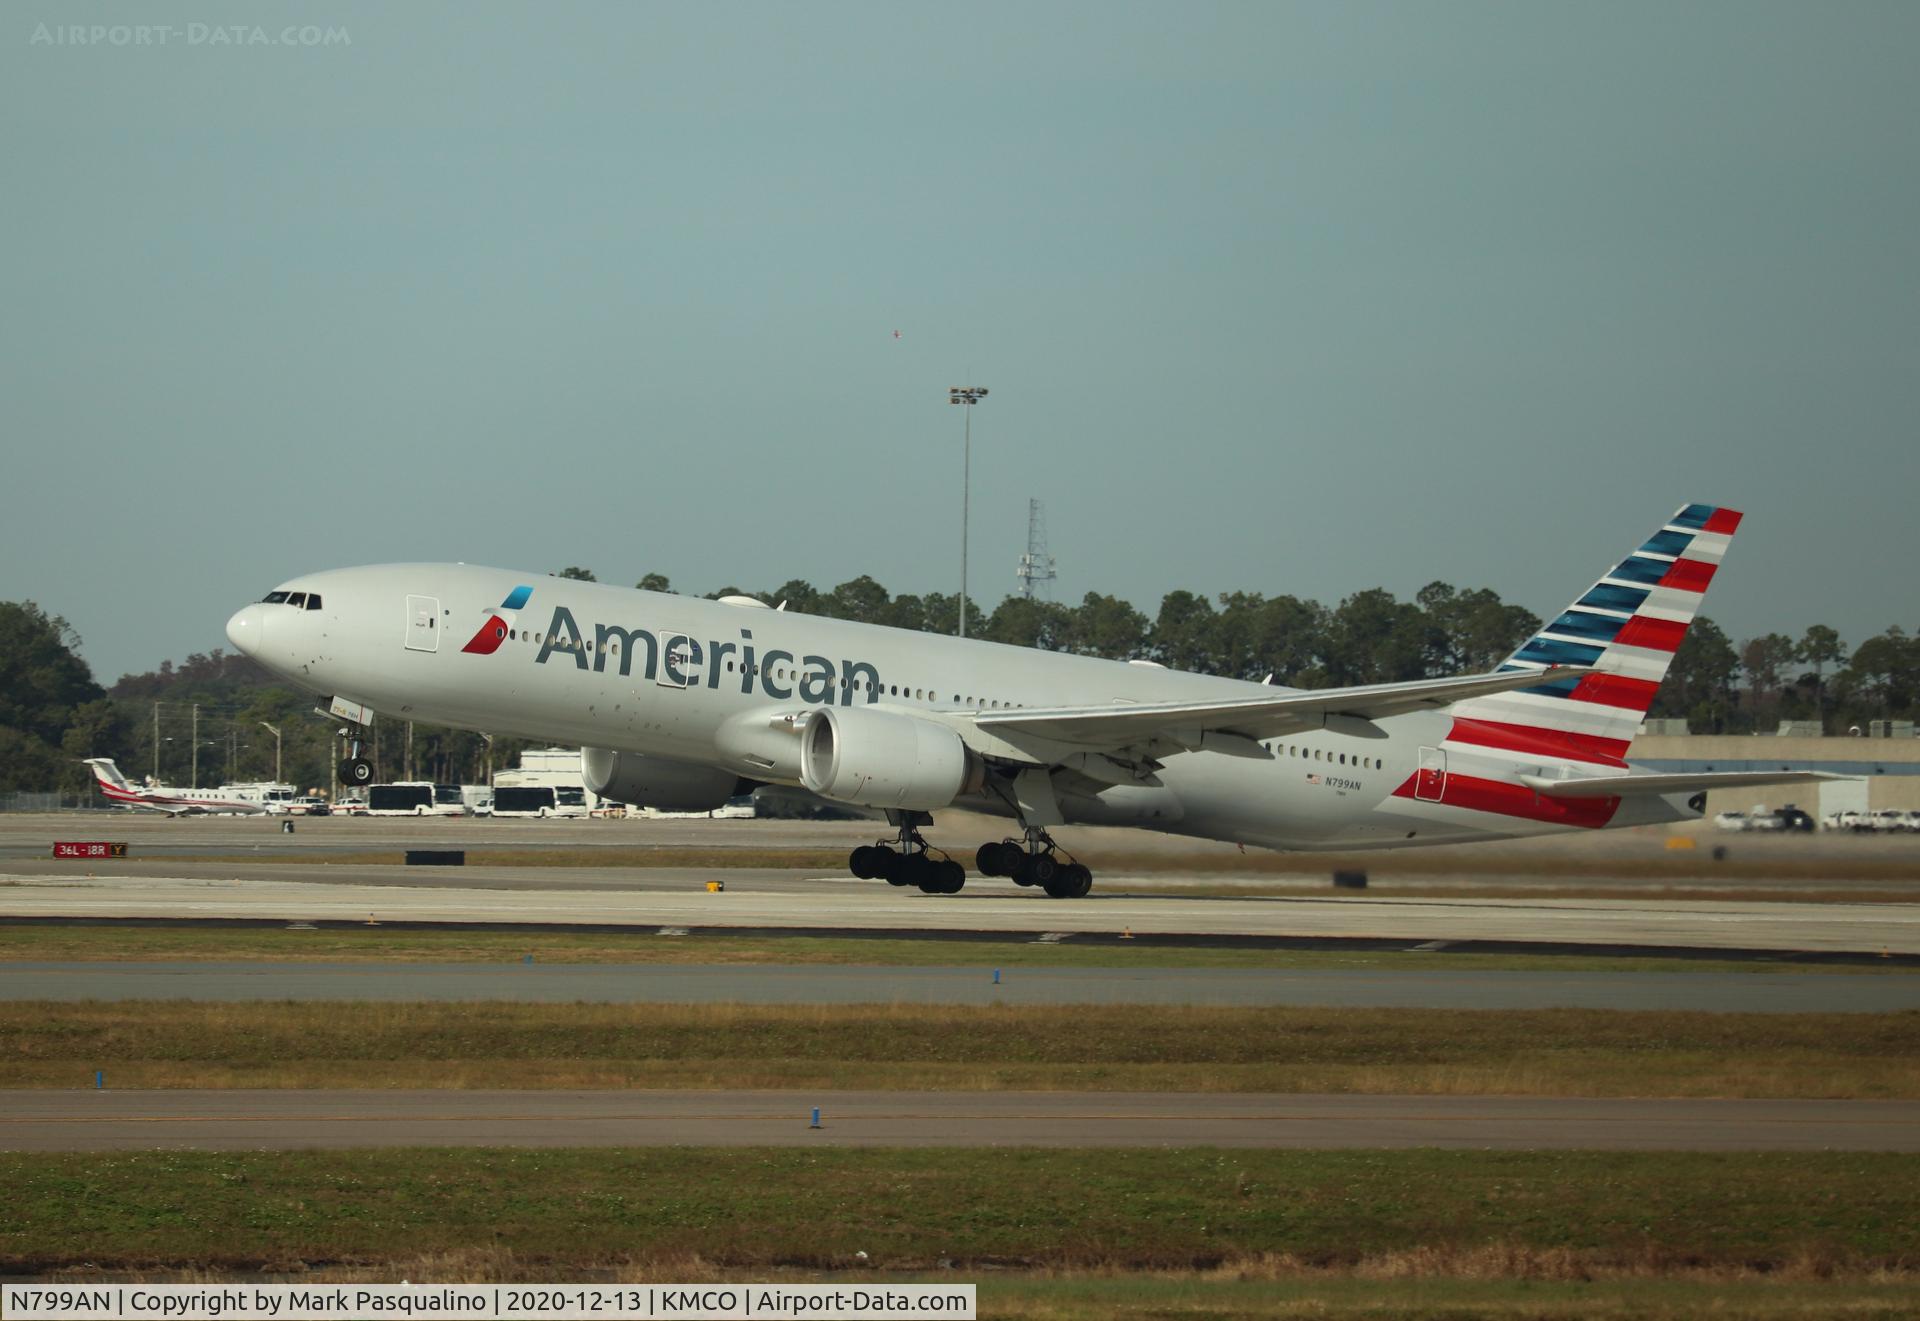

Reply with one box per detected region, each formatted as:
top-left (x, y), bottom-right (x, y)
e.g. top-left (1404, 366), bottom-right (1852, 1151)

top-left (974, 828), bottom-right (1093, 899)
top-left (845, 824), bottom-right (1095, 898)
top-left (842, 774), bottom-right (1097, 899)
top-left (848, 816), bottom-right (967, 895)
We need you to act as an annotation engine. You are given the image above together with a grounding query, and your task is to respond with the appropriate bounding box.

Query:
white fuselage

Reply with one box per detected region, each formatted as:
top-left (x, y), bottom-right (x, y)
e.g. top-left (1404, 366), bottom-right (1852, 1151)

top-left (226, 564), bottom-right (1693, 851)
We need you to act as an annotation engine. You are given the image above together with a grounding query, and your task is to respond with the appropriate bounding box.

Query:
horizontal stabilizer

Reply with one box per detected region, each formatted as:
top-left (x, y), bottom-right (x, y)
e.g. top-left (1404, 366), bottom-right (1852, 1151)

top-left (1518, 770), bottom-right (1850, 800)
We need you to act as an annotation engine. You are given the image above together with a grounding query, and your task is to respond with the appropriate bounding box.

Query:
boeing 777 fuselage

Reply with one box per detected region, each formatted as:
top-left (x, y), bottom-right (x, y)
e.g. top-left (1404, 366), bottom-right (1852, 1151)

top-left (224, 505), bottom-right (1828, 897)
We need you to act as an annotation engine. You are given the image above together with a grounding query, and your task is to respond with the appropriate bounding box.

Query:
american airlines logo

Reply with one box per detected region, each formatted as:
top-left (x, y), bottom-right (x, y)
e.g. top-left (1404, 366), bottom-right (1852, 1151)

top-left (461, 585), bottom-right (535, 655)
top-left (528, 604), bottom-right (885, 706)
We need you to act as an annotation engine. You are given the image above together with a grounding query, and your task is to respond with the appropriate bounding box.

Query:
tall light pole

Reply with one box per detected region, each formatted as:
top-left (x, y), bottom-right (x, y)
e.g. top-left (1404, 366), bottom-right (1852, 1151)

top-left (948, 385), bottom-right (988, 637)
top-left (259, 722), bottom-right (282, 783)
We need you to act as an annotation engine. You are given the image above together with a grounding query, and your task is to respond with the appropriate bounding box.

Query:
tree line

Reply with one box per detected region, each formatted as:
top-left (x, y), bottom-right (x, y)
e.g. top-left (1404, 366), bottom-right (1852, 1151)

top-left (3, 577), bottom-right (1916, 796)
top-left (563, 568), bottom-right (1920, 734)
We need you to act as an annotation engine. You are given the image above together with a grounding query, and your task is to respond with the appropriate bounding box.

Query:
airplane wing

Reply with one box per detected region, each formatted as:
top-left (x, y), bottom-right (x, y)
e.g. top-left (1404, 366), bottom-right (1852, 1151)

top-left (969, 666), bottom-right (1594, 754)
top-left (1517, 770), bottom-right (1849, 799)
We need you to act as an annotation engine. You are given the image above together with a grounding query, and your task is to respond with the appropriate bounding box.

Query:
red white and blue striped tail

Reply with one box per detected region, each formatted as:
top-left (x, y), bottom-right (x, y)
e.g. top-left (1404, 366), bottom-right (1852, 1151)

top-left (1446, 503), bottom-right (1742, 767)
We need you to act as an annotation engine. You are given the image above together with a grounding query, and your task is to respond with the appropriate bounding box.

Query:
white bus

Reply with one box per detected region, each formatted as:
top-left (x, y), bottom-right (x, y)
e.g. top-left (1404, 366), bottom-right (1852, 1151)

top-left (489, 784), bottom-right (591, 819)
top-left (364, 782), bottom-right (467, 816)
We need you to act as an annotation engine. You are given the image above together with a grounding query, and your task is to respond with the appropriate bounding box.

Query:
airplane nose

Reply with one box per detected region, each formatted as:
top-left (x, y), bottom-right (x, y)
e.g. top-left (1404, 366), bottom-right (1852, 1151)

top-left (225, 603), bottom-right (267, 657)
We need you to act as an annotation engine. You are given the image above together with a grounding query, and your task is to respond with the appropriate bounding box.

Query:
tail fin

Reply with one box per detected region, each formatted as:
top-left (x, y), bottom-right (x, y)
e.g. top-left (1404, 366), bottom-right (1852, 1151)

top-left (1447, 503), bottom-right (1742, 766)
top-left (83, 758), bottom-right (135, 796)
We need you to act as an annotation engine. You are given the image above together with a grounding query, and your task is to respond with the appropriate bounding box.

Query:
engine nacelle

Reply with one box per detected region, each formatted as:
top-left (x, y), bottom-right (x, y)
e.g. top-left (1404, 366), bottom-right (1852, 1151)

top-left (581, 747), bottom-right (750, 813)
top-left (799, 705), bottom-right (984, 812)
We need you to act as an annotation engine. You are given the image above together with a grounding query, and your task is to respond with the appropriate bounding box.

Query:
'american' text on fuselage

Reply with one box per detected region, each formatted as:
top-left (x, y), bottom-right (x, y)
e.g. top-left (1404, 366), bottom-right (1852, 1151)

top-left (534, 605), bottom-right (881, 705)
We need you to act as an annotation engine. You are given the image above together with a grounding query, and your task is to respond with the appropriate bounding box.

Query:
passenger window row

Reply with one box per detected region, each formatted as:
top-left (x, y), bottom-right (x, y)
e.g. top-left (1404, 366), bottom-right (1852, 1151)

top-left (1268, 742), bottom-right (1380, 770)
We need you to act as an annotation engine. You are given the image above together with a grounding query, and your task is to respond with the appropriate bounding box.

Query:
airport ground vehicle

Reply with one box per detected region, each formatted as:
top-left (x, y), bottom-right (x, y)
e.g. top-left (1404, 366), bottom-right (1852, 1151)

top-left (489, 785), bottom-right (590, 818)
top-left (1727, 805), bottom-right (1815, 832)
top-left (363, 782), bottom-right (467, 816)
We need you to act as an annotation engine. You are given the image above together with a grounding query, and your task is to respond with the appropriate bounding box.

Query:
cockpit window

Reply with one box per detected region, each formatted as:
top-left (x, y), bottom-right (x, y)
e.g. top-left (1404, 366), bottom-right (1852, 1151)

top-left (263, 591), bottom-right (290, 604)
top-left (305, 594), bottom-right (323, 610)
top-left (286, 592), bottom-right (307, 608)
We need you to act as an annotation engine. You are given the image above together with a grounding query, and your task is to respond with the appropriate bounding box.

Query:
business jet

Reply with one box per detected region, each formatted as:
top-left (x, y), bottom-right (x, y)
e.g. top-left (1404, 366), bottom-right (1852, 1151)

top-left (83, 759), bottom-right (269, 816)
top-left (225, 504), bottom-right (1830, 897)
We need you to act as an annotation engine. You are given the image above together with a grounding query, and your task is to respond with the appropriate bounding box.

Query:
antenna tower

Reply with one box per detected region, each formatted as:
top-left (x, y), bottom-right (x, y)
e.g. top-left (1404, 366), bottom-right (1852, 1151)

top-left (1016, 498), bottom-right (1058, 600)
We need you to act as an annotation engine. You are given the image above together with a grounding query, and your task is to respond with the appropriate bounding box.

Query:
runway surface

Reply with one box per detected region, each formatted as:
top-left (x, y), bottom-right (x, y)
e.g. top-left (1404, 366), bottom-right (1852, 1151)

top-left (7, 1089), bottom-right (1915, 1151)
top-left (7, 961), bottom-right (1917, 1009)
top-left (4, 872), bottom-right (1917, 954)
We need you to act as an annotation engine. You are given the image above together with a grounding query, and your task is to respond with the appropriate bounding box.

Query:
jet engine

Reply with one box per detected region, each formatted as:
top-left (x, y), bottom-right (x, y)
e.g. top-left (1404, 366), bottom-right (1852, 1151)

top-left (581, 747), bottom-right (751, 813)
top-left (799, 706), bottom-right (985, 811)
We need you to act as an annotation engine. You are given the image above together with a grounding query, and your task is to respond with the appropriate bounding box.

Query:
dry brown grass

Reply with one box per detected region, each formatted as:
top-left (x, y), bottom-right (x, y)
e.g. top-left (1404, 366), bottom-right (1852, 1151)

top-left (10, 922), bottom-right (1911, 971)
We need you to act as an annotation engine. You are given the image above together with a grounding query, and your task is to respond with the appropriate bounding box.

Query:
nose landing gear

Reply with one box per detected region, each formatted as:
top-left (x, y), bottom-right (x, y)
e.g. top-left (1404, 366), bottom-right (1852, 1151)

top-left (335, 724), bottom-right (374, 787)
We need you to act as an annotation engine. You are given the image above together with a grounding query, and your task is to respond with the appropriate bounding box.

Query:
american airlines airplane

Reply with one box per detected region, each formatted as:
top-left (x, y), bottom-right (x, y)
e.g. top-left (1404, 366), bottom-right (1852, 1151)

top-left (225, 504), bottom-right (1828, 897)
top-left (83, 759), bottom-right (269, 816)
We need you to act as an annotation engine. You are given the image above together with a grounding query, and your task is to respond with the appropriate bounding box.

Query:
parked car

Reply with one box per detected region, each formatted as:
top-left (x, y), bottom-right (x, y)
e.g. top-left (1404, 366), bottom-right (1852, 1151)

top-left (1868, 809), bottom-right (1909, 833)
top-left (286, 795), bottom-right (331, 816)
top-left (1774, 806), bottom-right (1815, 833)
top-left (1729, 805), bottom-right (1814, 833)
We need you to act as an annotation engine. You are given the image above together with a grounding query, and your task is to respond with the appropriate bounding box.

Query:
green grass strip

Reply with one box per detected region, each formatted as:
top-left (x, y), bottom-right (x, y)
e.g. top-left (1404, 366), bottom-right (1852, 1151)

top-left (4, 1148), bottom-right (1916, 1276)
top-left (5, 1003), bottom-right (1918, 1097)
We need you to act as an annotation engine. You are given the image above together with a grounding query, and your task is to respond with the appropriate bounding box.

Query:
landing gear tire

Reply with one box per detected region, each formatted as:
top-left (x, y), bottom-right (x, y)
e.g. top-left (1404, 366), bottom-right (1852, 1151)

top-left (931, 859), bottom-right (966, 894)
top-left (339, 758), bottom-right (374, 787)
top-left (897, 852), bottom-right (933, 891)
top-left (983, 840), bottom-right (1024, 878)
top-left (850, 845), bottom-right (887, 880)
top-left (880, 851), bottom-right (914, 886)
top-left (1016, 851), bottom-right (1058, 888)
top-left (1044, 862), bottom-right (1093, 899)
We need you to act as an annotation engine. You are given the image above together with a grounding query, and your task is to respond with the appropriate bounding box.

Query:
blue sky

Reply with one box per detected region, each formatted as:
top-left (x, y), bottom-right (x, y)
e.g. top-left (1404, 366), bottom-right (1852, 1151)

top-left (4, 1), bottom-right (1916, 683)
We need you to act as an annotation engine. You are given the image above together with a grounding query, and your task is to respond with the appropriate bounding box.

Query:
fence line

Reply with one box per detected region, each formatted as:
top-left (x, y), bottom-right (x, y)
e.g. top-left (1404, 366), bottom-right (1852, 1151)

top-left (0, 793), bottom-right (113, 813)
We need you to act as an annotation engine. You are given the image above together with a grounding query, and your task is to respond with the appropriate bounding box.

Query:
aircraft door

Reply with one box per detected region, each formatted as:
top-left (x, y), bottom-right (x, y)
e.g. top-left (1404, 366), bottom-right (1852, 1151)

top-left (1415, 746), bottom-right (1446, 802)
top-left (659, 634), bottom-right (703, 689)
top-left (405, 596), bottom-right (441, 653)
